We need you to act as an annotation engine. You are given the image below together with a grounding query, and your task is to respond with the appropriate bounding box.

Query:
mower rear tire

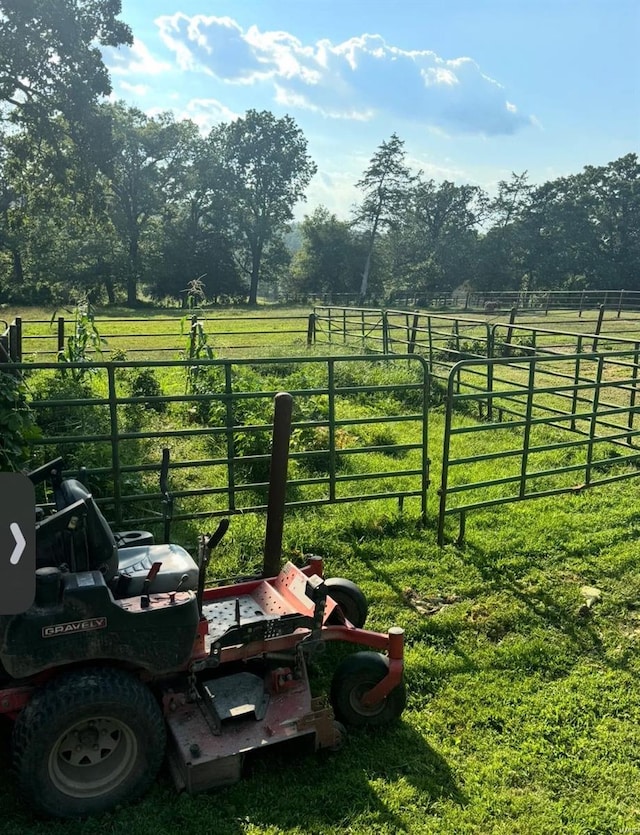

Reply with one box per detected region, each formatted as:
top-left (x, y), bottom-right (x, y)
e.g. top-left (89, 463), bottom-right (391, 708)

top-left (13, 667), bottom-right (166, 819)
top-left (330, 651), bottom-right (406, 728)
top-left (325, 578), bottom-right (368, 627)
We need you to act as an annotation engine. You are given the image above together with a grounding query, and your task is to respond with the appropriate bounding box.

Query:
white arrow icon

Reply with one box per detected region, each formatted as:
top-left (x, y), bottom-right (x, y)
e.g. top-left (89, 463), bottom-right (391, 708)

top-left (10, 522), bottom-right (26, 565)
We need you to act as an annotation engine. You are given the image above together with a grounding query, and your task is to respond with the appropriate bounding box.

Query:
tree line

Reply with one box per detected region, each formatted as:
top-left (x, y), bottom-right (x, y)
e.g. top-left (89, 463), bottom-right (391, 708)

top-left (0, 1), bottom-right (638, 308)
top-left (294, 137), bottom-right (639, 305)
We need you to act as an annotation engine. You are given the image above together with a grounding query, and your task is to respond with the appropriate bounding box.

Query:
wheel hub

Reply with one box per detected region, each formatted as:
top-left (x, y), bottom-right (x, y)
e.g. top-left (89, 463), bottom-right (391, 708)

top-left (49, 716), bottom-right (138, 798)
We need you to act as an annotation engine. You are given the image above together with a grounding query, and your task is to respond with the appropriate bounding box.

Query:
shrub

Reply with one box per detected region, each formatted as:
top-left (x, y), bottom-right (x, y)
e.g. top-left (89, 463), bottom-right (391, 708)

top-left (28, 372), bottom-right (112, 479)
top-left (126, 368), bottom-right (167, 414)
top-left (0, 369), bottom-right (41, 471)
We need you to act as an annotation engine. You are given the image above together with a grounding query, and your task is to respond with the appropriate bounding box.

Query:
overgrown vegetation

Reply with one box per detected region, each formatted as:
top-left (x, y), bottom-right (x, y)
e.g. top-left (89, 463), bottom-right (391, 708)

top-left (54, 297), bottom-right (106, 379)
top-left (0, 369), bottom-right (40, 470)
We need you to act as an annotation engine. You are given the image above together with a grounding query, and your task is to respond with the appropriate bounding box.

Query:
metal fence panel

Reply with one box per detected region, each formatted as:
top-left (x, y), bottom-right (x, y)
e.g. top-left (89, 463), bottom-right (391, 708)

top-left (14, 355), bottom-right (429, 536)
top-left (438, 350), bottom-right (640, 544)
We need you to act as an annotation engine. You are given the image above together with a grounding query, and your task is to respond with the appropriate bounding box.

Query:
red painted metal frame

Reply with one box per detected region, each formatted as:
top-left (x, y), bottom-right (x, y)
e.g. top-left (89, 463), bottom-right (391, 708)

top-left (195, 559), bottom-right (405, 705)
top-left (0, 555), bottom-right (404, 718)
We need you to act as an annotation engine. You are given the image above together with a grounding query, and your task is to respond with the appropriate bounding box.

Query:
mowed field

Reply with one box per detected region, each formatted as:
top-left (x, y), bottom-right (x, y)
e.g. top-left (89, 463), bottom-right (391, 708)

top-left (7, 303), bottom-right (640, 360)
top-left (2, 304), bottom-right (640, 834)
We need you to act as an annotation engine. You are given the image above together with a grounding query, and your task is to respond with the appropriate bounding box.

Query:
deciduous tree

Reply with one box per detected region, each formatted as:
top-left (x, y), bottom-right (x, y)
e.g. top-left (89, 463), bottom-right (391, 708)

top-left (353, 133), bottom-right (416, 302)
top-left (212, 110), bottom-right (316, 305)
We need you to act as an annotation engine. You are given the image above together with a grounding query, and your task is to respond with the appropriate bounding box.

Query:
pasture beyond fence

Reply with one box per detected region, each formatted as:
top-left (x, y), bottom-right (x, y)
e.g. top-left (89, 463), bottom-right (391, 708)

top-left (5, 303), bottom-right (640, 543)
top-left (18, 354), bottom-right (429, 536)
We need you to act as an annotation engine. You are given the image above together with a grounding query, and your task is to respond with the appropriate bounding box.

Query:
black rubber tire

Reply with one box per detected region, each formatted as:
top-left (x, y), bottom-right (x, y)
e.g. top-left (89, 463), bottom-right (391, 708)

top-left (330, 651), bottom-right (406, 728)
top-left (325, 578), bottom-right (368, 628)
top-left (12, 667), bottom-right (166, 819)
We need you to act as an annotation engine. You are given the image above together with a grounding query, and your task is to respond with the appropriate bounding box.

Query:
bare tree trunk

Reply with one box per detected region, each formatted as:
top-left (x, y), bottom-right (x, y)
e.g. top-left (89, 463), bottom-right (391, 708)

top-left (248, 240), bottom-right (262, 306)
top-left (104, 275), bottom-right (115, 304)
top-left (126, 236), bottom-right (139, 306)
top-left (359, 217), bottom-right (379, 303)
top-left (11, 247), bottom-right (23, 284)
top-left (359, 248), bottom-right (372, 302)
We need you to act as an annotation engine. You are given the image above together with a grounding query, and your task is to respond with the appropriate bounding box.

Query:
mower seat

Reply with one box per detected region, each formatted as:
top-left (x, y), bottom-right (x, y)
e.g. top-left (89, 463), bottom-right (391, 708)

top-left (53, 479), bottom-right (198, 597)
top-left (36, 496), bottom-right (119, 579)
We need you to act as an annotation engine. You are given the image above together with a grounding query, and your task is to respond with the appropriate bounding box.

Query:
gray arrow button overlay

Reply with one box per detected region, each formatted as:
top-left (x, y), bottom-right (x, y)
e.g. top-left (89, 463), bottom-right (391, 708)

top-left (0, 474), bottom-right (35, 613)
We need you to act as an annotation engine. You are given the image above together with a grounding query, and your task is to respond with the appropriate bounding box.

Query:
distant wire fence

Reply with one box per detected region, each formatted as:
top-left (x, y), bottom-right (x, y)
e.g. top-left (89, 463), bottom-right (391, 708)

top-left (12, 312), bottom-right (314, 360)
top-left (386, 288), bottom-right (640, 316)
top-left (276, 288), bottom-right (640, 314)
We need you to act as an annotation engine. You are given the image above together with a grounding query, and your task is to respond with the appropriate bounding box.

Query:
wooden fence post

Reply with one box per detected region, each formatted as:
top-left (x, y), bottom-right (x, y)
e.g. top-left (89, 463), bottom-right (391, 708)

top-left (408, 312), bottom-right (420, 354)
top-left (505, 307), bottom-right (518, 356)
top-left (592, 305), bottom-right (606, 352)
top-left (306, 312), bottom-right (316, 346)
top-left (57, 316), bottom-right (65, 354)
top-left (382, 311), bottom-right (389, 354)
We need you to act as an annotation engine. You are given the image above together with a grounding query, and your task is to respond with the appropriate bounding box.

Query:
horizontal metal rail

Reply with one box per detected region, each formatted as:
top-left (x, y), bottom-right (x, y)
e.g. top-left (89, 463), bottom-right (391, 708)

top-left (17, 313), bottom-right (313, 359)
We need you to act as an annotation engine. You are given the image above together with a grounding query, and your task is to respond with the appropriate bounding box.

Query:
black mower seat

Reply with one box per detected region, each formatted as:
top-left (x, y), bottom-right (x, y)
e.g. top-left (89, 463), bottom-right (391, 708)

top-left (52, 478), bottom-right (198, 597)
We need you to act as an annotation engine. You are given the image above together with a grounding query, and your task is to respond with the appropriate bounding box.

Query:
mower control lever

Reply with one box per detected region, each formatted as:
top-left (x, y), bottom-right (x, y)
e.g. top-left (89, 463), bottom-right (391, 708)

top-left (140, 561), bottom-right (163, 608)
top-left (196, 519), bottom-right (230, 613)
top-left (169, 573), bottom-right (191, 604)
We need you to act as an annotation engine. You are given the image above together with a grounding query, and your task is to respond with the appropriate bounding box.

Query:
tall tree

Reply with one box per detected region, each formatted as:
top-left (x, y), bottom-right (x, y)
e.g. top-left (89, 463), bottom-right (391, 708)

top-left (0, 0), bottom-right (131, 140)
top-left (393, 179), bottom-right (487, 295)
top-left (476, 171), bottom-right (532, 291)
top-left (103, 103), bottom-right (200, 306)
top-left (290, 206), bottom-right (365, 299)
top-left (212, 110), bottom-right (316, 305)
top-left (0, 124), bottom-right (122, 304)
top-left (353, 133), bottom-right (415, 302)
top-left (579, 154), bottom-right (640, 289)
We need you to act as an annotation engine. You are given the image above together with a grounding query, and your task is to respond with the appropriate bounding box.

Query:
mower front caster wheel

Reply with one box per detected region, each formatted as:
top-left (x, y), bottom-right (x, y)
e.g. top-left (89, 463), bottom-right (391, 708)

top-left (12, 667), bottom-right (166, 819)
top-left (325, 578), bottom-right (368, 627)
top-left (330, 651), bottom-right (406, 728)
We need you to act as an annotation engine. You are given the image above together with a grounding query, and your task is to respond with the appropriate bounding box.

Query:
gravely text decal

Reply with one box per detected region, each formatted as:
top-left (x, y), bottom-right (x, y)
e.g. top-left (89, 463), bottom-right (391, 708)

top-left (42, 617), bottom-right (107, 638)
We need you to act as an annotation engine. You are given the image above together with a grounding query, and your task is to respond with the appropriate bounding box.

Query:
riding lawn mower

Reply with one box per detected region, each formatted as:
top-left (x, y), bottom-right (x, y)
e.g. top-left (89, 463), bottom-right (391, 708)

top-left (0, 394), bottom-right (406, 819)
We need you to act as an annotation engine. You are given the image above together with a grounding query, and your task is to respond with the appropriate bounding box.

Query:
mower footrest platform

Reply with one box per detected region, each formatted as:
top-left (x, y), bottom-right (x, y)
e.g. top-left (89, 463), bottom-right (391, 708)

top-left (165, 662), bottom-right (334, 794)
top-left (202, 672), bottom-right (269, 723)
top-left (202, 596), bottom-right (281, 648)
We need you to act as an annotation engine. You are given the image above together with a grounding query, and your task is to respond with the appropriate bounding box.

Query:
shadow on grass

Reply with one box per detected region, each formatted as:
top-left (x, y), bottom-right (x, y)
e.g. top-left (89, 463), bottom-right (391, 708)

top-left (465, 543), bottom-right (603, 634)
top-left (204, 720), bottom-right (466, 834)
top-left (0, 717), bottom-right (465, 835)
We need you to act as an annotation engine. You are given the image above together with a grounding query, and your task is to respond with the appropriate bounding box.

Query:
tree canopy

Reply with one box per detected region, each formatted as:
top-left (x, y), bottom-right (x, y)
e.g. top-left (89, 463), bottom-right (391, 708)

top-left (211, 110), bottom-right (317, 305)
top-left (0, 0), bottom-right (132, 139)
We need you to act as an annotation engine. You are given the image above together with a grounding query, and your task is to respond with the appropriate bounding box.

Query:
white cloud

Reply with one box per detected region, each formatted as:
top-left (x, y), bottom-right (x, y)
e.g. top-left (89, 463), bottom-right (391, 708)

top-left (119, 81), bottom-right (150, 97)
top-left (156, 13), bottom-right (268, 81)
top-left (180, 98), bottom-right (240, 132)
top-left (274, 84), bottom-right (374, 122)
top-left (152, 17), bottom-right (533, 136)
top-left (298, 168), bottom-right (360, 220)
top-left (106, 38), bottom-right (172, 77)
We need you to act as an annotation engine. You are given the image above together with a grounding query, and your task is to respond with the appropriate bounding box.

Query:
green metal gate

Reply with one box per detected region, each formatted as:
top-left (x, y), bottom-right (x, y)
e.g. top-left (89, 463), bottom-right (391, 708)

top-left (18, 354), bottom-right (430, 533)
top-left (438, 350), bottom-right (640, 544)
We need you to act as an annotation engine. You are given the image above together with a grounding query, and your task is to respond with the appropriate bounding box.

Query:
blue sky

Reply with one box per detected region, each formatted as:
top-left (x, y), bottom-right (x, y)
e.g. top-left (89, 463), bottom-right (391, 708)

top-left (105, 0), bottom-right (639, 218)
